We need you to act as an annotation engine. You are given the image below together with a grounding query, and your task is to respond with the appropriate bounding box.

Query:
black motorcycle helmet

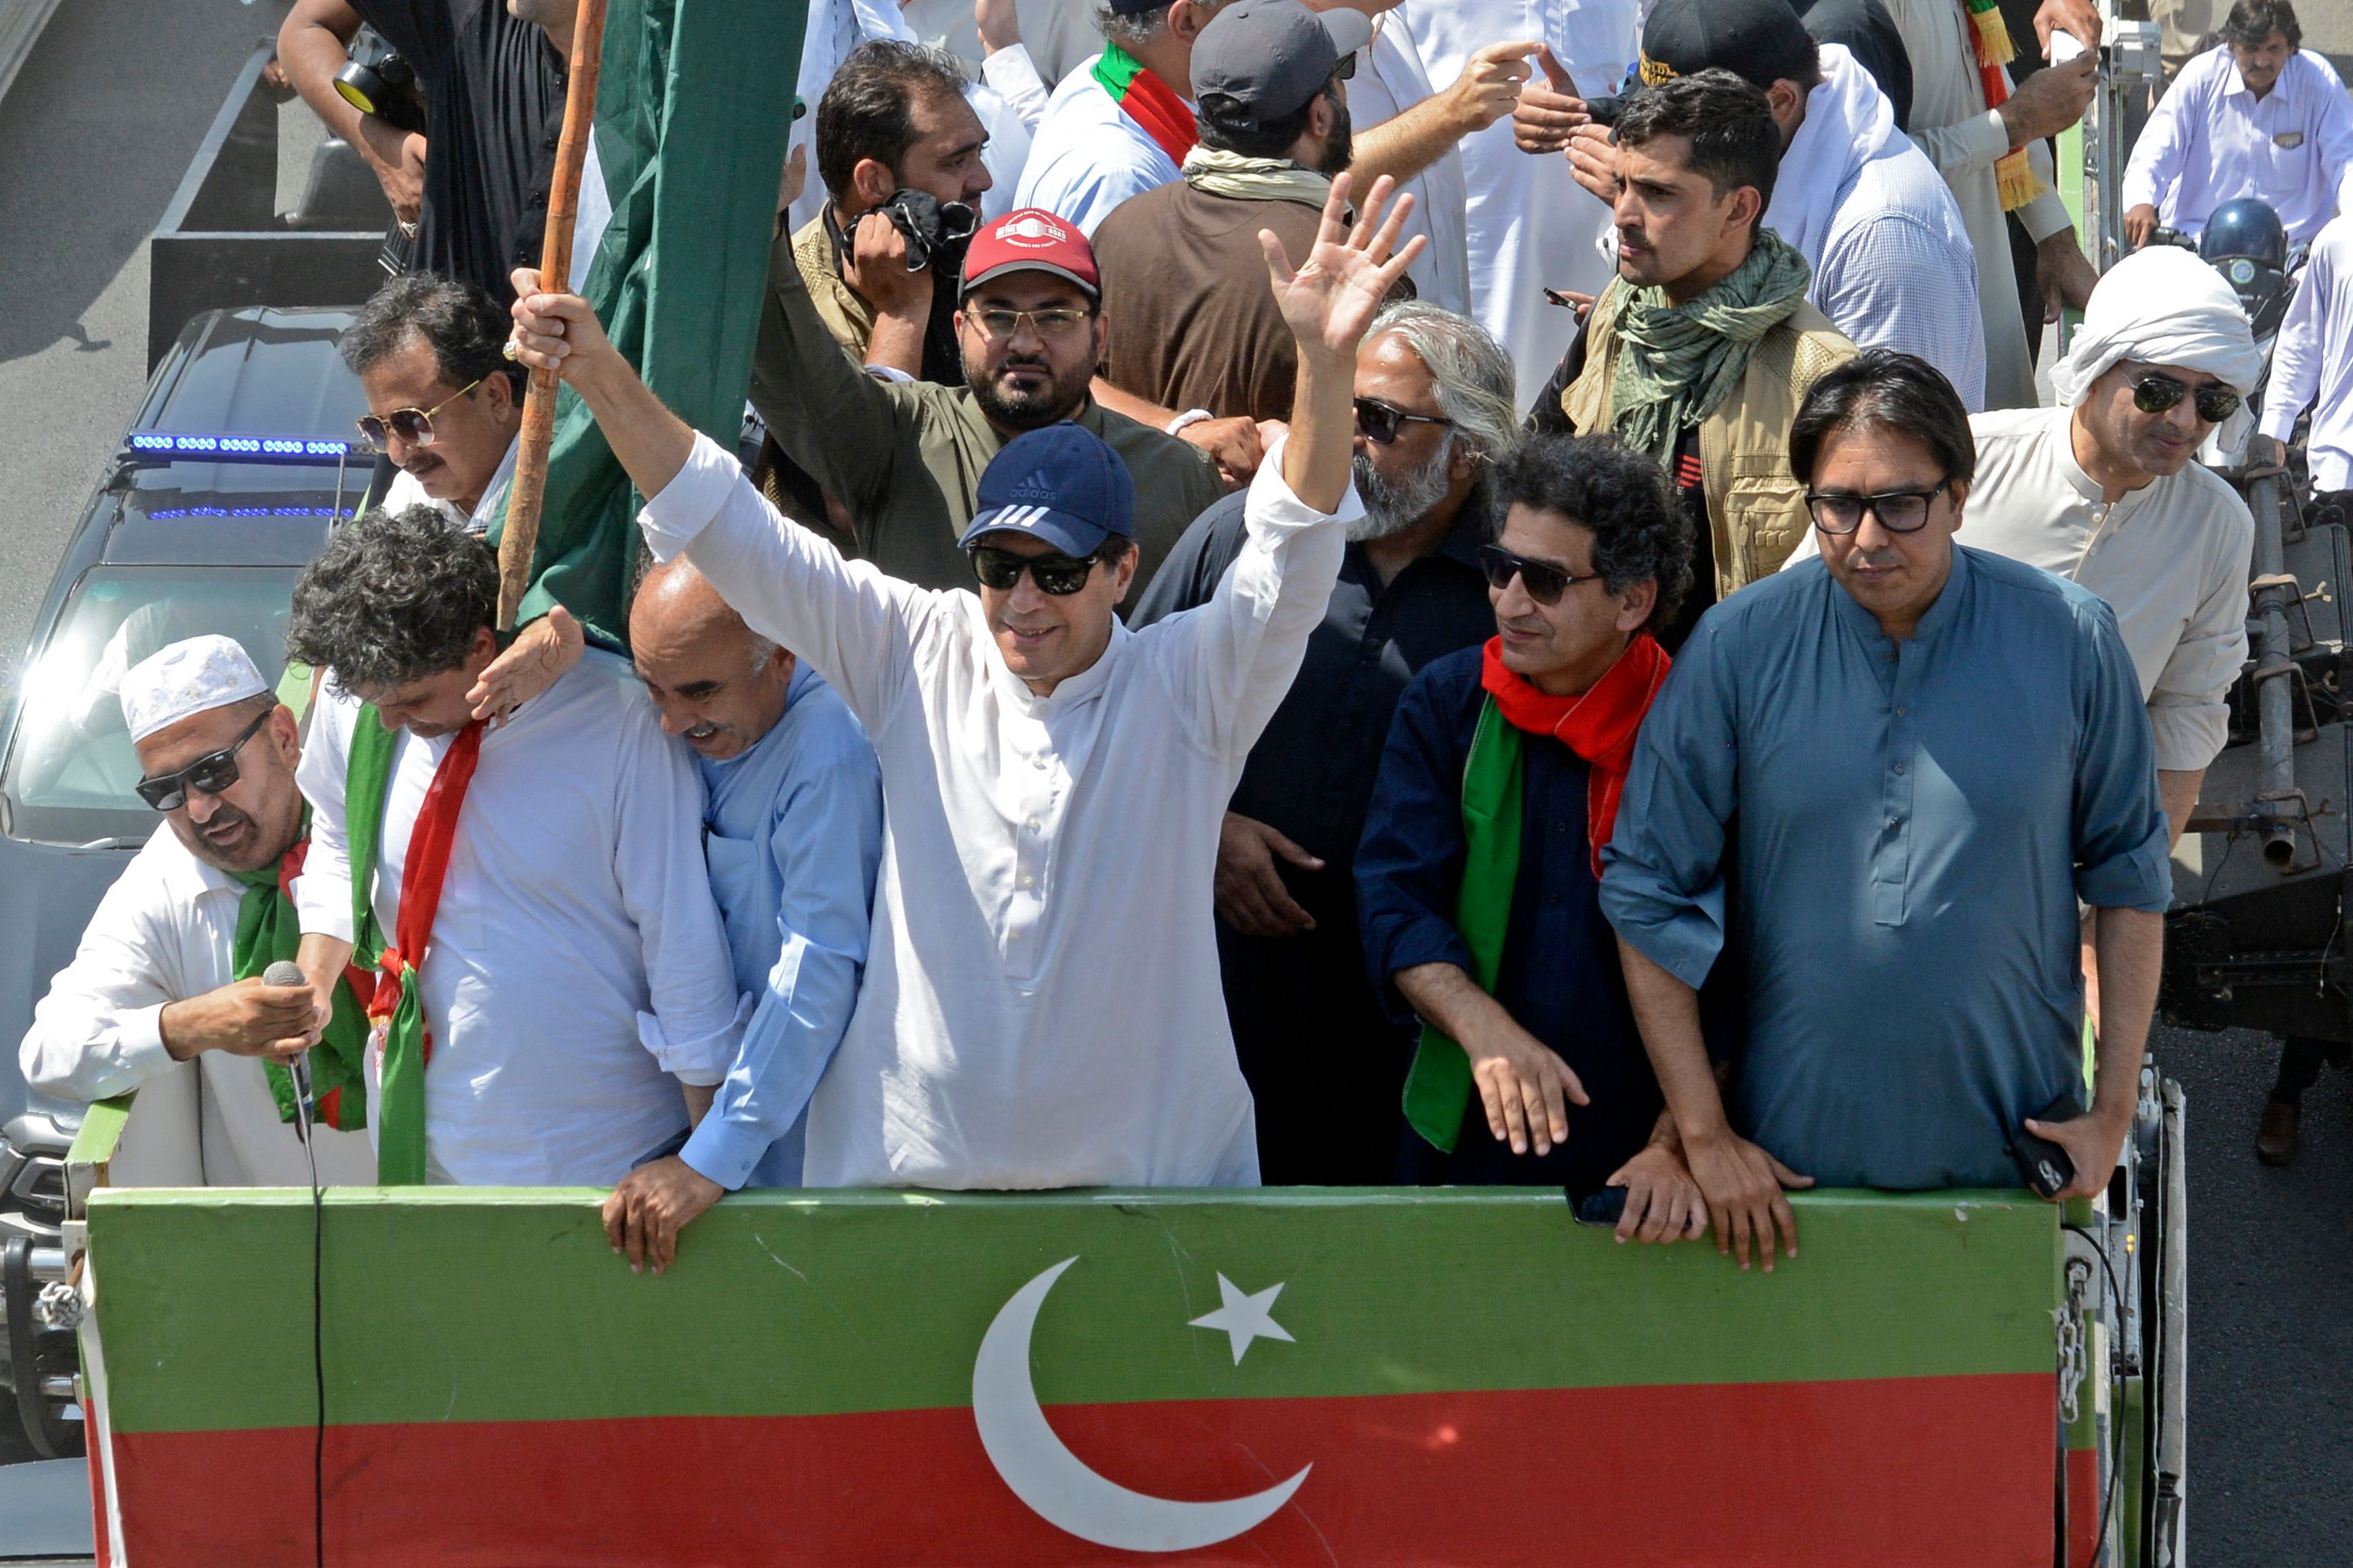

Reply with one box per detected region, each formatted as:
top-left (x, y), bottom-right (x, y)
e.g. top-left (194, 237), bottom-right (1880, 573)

top-left (2200, 199), bottom-right (2289, 270)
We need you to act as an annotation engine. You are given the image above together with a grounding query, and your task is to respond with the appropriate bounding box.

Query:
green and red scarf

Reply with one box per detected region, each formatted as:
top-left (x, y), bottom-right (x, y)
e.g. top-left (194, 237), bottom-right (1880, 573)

top-left (1401, 635), bottom-right (1672, 1151)
top-left (346, 710), bottom-right (486, 1185)
top-left (1091, 42), bottom-right (1198, 166)
top-left (1963, 0), bottom-right (2044, 211)
top-left (228, 828), bottom-right (368, 1131)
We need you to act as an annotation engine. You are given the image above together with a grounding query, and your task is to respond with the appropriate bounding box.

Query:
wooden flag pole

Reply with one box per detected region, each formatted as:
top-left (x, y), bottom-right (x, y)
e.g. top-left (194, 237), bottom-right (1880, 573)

top-left (496, 0), bottom-right (610, 631)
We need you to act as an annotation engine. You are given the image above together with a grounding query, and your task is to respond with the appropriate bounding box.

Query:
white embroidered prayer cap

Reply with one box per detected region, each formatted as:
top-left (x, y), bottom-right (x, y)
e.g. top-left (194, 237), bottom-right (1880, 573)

top-left (119, 635), bottom-right (271, 742)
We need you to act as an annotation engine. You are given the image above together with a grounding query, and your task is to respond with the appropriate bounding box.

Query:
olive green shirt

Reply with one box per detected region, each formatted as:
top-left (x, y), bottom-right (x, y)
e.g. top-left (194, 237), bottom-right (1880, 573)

top-left (750, 229), bottom-right (1226, 596)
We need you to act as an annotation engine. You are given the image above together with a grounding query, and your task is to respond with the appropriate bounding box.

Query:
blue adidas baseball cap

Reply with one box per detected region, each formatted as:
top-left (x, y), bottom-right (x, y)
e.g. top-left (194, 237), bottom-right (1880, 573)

top-left (959, 424), bottom-right (1137, 558)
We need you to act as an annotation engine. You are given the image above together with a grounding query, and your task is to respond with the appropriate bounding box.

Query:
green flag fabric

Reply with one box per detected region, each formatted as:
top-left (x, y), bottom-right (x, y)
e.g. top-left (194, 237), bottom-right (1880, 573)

top-left (487, 0), bottom-right (808, 646)
top-left (1401, 695), bottom-right (1524, 1152)
top-left (228, 845), bottom-right (368, 1131)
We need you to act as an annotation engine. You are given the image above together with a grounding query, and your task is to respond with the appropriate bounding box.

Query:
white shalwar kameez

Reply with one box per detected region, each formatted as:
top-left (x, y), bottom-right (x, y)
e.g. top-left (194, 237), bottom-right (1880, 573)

top-left (637, 431), bottom-right (1359, 1190)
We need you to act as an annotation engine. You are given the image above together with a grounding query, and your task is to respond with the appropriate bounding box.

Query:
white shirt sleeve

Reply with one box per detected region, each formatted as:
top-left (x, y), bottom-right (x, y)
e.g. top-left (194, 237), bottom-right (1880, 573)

top-left (1146, 433), bottom-right (1357, 762)
top-left (2313, 72), bottom-right (2353, 221)
top-left (2260, 235), bottom-right (2330, 443)
top-left (2018, 140), bottom-right (2073, 244)
top-left (293, 687), bottom-right (358, 942)
top-left (613, 705), bottom-right (745, 1087)
top-left (2121, 75), bottom-right (2190, 213)
top-left (18, 858), bottom-right (182, 1101)
top-left (1908, 104), bottom-right (2012, 179)
top-left (2146, 495), bottom-right (2254, 772)
top-left (636, 430), bottom-right (943, 726)
top-left (980, 44), bottom-right (1049, 129)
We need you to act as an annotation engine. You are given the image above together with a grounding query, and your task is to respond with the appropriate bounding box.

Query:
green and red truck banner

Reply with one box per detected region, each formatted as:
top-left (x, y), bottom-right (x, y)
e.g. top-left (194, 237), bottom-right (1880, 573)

top-left (80, 1185), bottom-right (2063, 1566)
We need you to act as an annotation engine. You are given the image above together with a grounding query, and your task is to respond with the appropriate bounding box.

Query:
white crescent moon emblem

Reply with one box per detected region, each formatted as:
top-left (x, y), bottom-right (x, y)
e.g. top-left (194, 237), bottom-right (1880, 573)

top-left (972, 1256), bottom-right (1312, 1553)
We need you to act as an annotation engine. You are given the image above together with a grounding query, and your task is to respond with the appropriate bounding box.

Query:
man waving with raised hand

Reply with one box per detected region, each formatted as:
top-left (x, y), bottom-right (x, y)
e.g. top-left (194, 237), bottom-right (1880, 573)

top-left (508, 174), bottom-right (1419, 1192)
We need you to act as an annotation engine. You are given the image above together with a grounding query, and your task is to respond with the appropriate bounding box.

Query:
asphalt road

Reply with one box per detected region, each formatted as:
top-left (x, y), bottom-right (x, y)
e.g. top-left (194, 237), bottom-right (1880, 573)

top-left (0, 7), bottom-right (2350, 1563)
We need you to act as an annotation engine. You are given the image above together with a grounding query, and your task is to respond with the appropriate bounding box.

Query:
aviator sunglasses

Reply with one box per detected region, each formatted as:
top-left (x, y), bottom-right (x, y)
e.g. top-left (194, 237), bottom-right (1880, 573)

top-left (2131, 373), bottom-right (2241, 425)
top-left (1478, 543), bottom-right (1604, 604)
top-left (968, 542), bottom-right (1115, 596)
top-left (356, 373), bottom-right (489, 447)
top-left (134, 708), bottom-right (274, 811)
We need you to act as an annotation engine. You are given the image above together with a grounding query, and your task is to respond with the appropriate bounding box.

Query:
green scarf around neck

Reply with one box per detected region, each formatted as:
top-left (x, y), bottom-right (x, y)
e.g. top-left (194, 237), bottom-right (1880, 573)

top-left (1608, 227), bottom-right (1813, 467)
top-left (228, 828), bottom-right (368, 1131)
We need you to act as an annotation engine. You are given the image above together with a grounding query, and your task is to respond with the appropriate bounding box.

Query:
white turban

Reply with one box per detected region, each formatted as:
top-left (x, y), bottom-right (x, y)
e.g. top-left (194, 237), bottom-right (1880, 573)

top-left (119, 635), bottom-right (270, 742)
top-left (2050, 246), bottom-right (2265, 450)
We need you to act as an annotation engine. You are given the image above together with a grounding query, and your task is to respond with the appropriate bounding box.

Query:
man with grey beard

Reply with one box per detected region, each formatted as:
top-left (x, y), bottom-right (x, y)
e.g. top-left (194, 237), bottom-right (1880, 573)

top-left (1134, 300), bottom-right (1515, 1181)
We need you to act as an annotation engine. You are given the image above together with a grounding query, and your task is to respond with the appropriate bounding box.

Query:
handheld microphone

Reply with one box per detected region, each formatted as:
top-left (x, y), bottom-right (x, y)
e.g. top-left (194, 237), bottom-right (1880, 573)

top-left (263, 960), bottom-right (316, 1144)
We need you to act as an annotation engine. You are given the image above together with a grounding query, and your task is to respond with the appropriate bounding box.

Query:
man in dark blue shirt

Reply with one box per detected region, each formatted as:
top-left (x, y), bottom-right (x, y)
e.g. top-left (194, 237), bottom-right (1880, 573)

top-left (1357, 434), bottom-right (1705, 1241)
top-left (1134, 301), bottom-right (1515, 1184)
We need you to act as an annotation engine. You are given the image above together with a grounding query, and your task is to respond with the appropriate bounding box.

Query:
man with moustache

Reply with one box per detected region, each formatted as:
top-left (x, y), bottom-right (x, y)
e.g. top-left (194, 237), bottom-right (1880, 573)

top-left (745, 201), bottom-right (1225, 595)
top-left (508, 175), bottom-right (1415, 1188)
top-left (1092, 0), bottom-right (1374, 426)
top-left (341, 275), bottom-right (523, 537)
top-left (1532, 71), bottom-right (1854, 644)
top-left (21, 638), bottom-right (376, 1184)
top-left (1356, 434), bottom-right (1709, 1242)
top-left (600, 559), bottom-right (882, 1272)
top-left (1133, 300), bottom-right (1513, 1182)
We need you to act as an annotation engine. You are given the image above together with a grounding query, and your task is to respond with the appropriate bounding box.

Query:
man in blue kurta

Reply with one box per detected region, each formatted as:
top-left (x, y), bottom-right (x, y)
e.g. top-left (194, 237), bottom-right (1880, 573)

top-left (1601, 350), bottom-right (2173, 1272)
top-left (601, 556), bottom-right (884, 1272)
top-left (1357, 434), bottom-right (1707, 1243)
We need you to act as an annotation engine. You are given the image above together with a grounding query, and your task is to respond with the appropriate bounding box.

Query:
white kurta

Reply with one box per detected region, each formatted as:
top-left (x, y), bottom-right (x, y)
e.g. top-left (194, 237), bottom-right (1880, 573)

top-left (294, 654), bottom-right (743, 1186)
top-left (1014, 54), bottom-right (1185, 239)
top-left (19, 824), bottom-right (376, 1187)
top-left (638, 431), bottom-right (1358, 1190)
top-left (1880, 0), bottom-right (2075, 411)
top-left (1391, 0), bottom-right (1639, 413)
top-left (1346, 12), bottom-right (1474, 317)
top-left (2261, 213), bottom-right (2353, 491)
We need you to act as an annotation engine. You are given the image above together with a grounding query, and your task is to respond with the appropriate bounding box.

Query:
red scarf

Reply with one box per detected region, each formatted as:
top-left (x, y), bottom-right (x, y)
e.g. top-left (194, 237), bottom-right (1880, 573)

top-left (1092, 42), bottom-right (1198, 166)
top-left (1480, 633), bottom-right (1670, 878)
top-left (366, 719), bottom-right (486, 1074)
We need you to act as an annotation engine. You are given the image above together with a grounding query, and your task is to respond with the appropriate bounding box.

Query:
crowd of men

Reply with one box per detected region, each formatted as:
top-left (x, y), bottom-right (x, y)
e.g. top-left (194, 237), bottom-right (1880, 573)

top-left (22, 0), bottom-right (2353, 1276)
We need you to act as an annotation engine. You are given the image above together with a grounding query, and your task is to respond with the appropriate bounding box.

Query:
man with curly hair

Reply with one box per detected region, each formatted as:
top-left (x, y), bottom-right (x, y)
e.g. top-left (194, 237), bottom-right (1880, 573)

top-left (1355, 433), bottom-right (1708, 1240)
top-left (280, 510), bottom-right (744, 1187)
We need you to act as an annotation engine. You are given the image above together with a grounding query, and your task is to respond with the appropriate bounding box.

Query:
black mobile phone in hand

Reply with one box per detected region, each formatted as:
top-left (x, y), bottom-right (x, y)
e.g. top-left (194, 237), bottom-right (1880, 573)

top-left (2010, 1093), bottom-right (2083, 1198)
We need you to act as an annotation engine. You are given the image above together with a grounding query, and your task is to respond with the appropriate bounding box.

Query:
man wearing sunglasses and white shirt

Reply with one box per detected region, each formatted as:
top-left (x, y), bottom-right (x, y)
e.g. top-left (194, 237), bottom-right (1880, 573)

top-left (21, 637), bottom-right (376, 1185)
top-left (342, 275), bottom-right (525, 538)
top-left (507, 174), bottom-right (1418, 1189)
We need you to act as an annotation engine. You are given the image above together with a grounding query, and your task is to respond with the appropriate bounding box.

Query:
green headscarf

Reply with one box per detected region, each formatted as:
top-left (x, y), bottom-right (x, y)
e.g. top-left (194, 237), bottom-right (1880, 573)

top-left (1608, 227), bottom-right (1814, 466)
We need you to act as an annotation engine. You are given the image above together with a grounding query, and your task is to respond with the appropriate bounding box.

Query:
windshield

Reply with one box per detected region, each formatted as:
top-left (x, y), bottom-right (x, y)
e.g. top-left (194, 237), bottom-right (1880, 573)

top-left (1, 565), bottom-right (303, 845)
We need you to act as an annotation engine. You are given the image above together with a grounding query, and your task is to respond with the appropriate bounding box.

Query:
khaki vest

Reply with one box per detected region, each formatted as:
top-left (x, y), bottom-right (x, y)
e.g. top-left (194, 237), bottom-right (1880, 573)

top-left (1563, 283), bottom-right (1855, 597)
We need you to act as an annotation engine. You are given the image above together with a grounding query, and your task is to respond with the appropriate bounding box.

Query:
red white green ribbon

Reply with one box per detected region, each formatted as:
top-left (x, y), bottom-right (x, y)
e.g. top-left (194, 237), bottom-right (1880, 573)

top-left (1091, 42), bottom-right (1198, 167)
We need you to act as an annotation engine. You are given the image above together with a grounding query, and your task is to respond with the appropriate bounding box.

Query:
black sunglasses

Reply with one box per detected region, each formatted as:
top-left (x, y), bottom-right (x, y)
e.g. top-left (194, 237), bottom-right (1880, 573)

top-left (1478, 543), bottom-right (1603, 604)
top-left (2131, 373), bottom-right (2241, 424)
top-left (968, 542), bottom-right (1113, 596)
top-left (1805, 478), bottom-right (1954, 536)
top-left (1353, 396), bottom-right (1451, 446)
top-left (135, 708), bottom-right (274, 811)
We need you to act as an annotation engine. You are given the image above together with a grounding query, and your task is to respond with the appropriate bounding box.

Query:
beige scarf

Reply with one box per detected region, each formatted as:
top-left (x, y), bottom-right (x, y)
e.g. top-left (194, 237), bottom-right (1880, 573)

top-left (1181, 147), bottom-right (1333, 209)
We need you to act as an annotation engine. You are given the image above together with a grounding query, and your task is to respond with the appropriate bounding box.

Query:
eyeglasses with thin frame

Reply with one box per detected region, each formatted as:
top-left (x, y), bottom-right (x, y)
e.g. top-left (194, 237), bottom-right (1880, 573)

top-left (1478, 542), bottom-right (1604, 605)
top-left (1805, 478), bottom-right (1955, 536)
top-left (961, 305), bottom-right (1093, 341)
top-left (356, 374), bottom-right (489, 447)
top-left (968, 542), bottom-right (1116, 595)
top-left (2131, 372), bottom-right (2241, 425)
top-left (134, 708), bottom-right (274, 811)
top-left (1353, 396), bottom-right (1453, 446)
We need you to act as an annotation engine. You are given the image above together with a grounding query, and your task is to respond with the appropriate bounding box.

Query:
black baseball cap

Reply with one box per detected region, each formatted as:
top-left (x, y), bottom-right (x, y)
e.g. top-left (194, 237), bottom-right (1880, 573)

top-left (1640, 0), bottom-right (1820, 91)
top-left (1192, 1), bottom-right (1374, 130)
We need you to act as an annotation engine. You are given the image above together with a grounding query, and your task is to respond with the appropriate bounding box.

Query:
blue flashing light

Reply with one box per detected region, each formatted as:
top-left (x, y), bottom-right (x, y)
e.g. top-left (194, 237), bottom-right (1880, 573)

top-left (125, 432), bottom-right (369, 464)
top-left (144, 505), bottom-right (354, 521)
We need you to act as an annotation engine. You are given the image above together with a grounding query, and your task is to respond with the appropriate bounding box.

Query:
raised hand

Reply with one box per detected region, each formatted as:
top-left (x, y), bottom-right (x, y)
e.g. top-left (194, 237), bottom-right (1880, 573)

top-left (468, 604), bottom-right (584, 725)
top-left (508, 265), bottom-right (621, 383)
top-left (1513, 43), bottom-right (1587, 154)
top-left (1258, 172), bottom-right (1425, 368)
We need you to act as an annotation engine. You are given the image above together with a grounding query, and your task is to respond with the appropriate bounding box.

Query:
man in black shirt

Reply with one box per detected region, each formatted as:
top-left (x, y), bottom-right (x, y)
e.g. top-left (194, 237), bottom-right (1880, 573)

top-left (1132, 301), bottom-right (1516, 1184)
top-left (281, 0), bottom-right (596, 305)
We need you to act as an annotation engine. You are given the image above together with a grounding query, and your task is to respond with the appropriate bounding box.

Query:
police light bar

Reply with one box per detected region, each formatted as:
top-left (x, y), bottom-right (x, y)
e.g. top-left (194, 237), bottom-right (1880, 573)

top-left (125, 433), bottom-right (373, 463)
top-left (143, 506), bottom-right (357, 520)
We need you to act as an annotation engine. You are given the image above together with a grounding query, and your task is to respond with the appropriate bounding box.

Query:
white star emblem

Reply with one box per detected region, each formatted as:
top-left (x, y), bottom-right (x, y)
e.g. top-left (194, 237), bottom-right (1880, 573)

top-left (1187, 1274), bottom-right (1295, 1365)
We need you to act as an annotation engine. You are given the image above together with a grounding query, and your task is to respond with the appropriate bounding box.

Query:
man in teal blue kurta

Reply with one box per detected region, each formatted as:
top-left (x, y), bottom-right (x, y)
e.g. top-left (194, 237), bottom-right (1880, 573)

top-left (1599, 351), bottom-right (2173, 1269)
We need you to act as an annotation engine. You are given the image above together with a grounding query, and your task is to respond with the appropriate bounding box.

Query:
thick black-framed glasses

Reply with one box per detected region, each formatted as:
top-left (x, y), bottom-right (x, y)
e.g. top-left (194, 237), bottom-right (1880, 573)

top-left (2131, 373), bottom-right (2241, 425)
top-left (1805, 478), bottom-right (1955, 536)
top-left (356, 374), bottom-right (488, 447)
top-left (134, 708), bottom-right (273, 810)
top-left (1353, 396), bottom-right (1451, 446)
top-left (968, 542), bottom-right (1111, 596)
top-left (1478, 543), bottom-right (1603, 604)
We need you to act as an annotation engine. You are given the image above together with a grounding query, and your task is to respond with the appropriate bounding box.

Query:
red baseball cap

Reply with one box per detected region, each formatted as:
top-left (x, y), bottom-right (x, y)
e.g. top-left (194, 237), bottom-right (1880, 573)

top-left (959, 209), bottom-right (1101, 301)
